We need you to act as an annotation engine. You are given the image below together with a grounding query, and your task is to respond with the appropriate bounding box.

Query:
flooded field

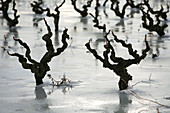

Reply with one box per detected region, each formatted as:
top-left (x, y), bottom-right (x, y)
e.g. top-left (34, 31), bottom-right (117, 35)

top-left (0, 0), bottom-right (170, 113)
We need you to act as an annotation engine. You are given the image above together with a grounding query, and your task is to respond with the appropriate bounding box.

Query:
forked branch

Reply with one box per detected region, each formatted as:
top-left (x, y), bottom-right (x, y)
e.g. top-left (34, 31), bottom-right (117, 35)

top-left (85, 30), bottom-right (150, 90)
top-left (7, 19), bottom-right (70, 85)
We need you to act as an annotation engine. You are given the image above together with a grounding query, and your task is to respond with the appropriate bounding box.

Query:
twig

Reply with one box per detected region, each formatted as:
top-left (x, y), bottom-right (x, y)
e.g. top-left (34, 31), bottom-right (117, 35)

top-left (131, 80), bottom-right (144, 88)
top-left (47, 74), bottom-right (72, 86)
top-left (127, 89), bottom-right (167, 107)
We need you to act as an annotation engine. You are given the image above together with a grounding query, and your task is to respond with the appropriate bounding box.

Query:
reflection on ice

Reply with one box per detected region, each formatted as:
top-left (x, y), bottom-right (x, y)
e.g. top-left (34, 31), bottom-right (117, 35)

top-left (35, 85), bottom-right (47, 99)
top-left (32, 15), bottom-right (44, 27)
top-left (114, 91), bottom-right (132, 113)
top-left (115, 19), bottom-right (125, 27)
top-left (47, 84), bottom-right (72, 95)
top-left (33, 86), bottom-right (51, 112)
top-left (99, 91), bottom-right (132, 113)
top-left (80, 17), bottom-right (88, 25)
top-left (6, 27), bottom-right (19, 40)
top-left (148, 34), bottom-right (168, 60)
top-left (127, 8), bottom-right (140, 18)
top-left (54, 31), bottom-right (59, 46)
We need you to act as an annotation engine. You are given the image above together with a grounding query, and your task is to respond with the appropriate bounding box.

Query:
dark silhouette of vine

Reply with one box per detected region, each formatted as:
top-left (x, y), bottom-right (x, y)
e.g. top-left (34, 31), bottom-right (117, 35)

top-left (140, 7), bottom-right (168, 37)
top-left (46, 0), bottom-right (65, 32)
top-left (143, 0), bottom-right (169, 21)
top-left (70, 0), bottom-right (89, 17)
top-left (85, 30), bottom-right (150, 90)
top-left (90, 0), bottom-right (106, 32)
top-left (7, 19), bottom-right (70, 85)
top-left (110, 0), bottom-right (129, 19)
top-left (0, 0), bottom-right (20, 27)
top-left (30, 0), bottom-right (46, 14)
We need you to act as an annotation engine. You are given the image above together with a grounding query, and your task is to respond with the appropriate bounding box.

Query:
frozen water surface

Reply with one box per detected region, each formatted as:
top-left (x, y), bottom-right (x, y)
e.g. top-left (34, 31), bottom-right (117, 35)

top-left (0, 0), bottom-right (170, 113)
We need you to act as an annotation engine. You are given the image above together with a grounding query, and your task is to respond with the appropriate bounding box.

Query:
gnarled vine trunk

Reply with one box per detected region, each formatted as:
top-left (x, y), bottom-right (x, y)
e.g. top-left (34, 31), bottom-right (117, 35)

top-left (7, 19), bottom-right (70, 85)
top-left (85, 30), bottom-right (150, 90)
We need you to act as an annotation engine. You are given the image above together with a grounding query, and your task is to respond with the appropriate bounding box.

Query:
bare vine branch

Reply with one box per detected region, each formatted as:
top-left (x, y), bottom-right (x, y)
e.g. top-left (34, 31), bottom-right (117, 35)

top-left (85, 30), bottom-right (150, 90)
top-left (7, 19), bottom-right (70, 85)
